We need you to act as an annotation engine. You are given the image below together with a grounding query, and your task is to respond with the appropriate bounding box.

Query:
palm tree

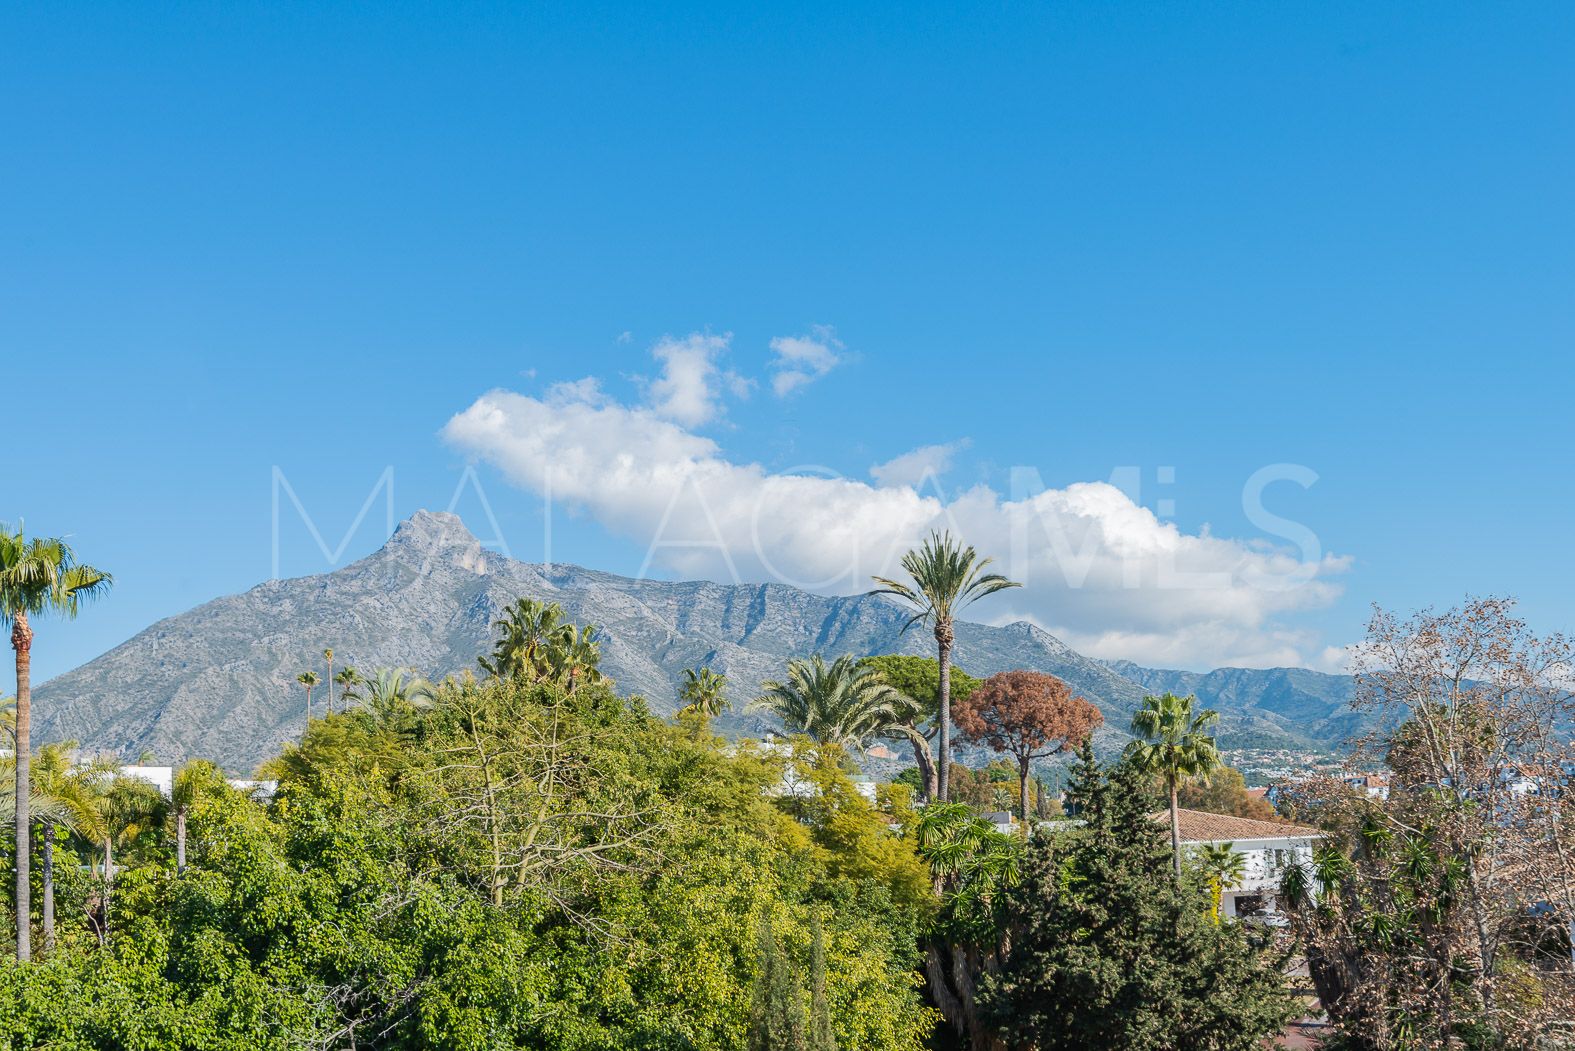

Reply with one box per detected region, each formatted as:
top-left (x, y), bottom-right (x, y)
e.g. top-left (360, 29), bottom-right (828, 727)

top-left (752, 655), bottom-right (911, 754)
top-left (0, 524), bottom-right (112, 961)
top-left (29, 743), bottom-right (109, 953)
top-left (870, 531), bottom-right (1019, 801)
top-left (94, 776), bottom-right (164, 943)
top-left (359, 667), bottom-right (436, 726)
top-left (678, 667), bottom-right (729, 720)
top-left (1196, 842), bottom-right (1247, 923)
top-left (550, 623), bottom-right (605, 692)
top-left (1126, 691), bottom-right (1223, 876)
top-left (322, 648), bottom-right (335, 714)
top-left (296, 670), bottom-right (321, 735)
top-left (478, 597), bottom-right (570, 681)
top-left (171, 760), bottom-right (223, 876)
top-left (334, 665), bottom-right (362, 707)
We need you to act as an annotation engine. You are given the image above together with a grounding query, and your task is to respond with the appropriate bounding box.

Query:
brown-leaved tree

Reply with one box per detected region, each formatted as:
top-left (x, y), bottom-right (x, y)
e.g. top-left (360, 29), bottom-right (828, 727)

top-left (953, 670), bottom-right (1102, 829)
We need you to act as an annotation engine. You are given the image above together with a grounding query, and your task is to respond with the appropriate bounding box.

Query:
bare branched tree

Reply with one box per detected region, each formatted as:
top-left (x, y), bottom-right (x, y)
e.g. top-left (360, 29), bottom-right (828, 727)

top-left (1281, 597), bottom-right (1575, 1049)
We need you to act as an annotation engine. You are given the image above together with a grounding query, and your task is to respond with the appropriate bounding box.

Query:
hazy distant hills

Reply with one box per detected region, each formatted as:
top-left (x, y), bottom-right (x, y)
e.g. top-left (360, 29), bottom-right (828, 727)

top-left (33, 510), bottom-right (1366, 772)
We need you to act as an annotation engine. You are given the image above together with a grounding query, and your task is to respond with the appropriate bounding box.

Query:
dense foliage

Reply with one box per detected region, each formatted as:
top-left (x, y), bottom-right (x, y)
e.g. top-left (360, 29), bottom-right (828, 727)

top-left (0, 676), bottom-right (937, 1050)
top-left (977, 746), bottom-right (1297, 1050)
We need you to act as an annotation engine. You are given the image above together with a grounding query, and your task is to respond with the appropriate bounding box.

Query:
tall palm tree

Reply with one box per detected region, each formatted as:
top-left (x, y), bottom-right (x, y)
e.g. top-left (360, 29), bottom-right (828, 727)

top-left (679, 667), bottom-right (730, 720)
top-left (1196, 842), bottom-right (1247, 923)
top-left (870, 531), bottom-right (1019, 801)
top-left (334, 665), bottom-right (362, 707)
top-left (0, 524), bottom-right (112, 961)
top-left (29, 743), bottom-right (109, 953)
top-left (1126, 691), bottom-right (1223, 876)
top-left (296, 670), bottom-right (321, 735)
top-left (322, 648), bottom-right (335, 714)
top-left (752, 654), bottom-right (910, 754)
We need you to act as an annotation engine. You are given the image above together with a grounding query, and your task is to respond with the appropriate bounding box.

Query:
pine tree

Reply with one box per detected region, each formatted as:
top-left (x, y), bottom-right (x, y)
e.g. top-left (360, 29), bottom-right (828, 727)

top-left (807, 913), bottom-right (838, 1051)
top-left (977, 744), bottom-right (1297, 1050)
top-left (749, 916), bottom-right (807, 1051)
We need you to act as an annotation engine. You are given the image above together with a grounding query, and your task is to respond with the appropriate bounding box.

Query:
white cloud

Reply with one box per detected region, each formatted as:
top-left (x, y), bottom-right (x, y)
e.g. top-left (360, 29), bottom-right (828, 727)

top-left (643, 332), bottom-right (749, 427)
top-left (444, 379), bottom-right (1352, 670)
top-left (769, 325), bottom-right (844, 396)
top-left (1310, 643), bottom-right (1358, 674)
top-left (870, 440), bottom-right (971, 489)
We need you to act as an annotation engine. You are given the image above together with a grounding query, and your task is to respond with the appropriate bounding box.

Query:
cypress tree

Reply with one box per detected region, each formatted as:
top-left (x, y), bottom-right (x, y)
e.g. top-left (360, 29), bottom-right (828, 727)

top-left (807, 913), bottom-right (838, 1051)
top-left (977, 744), bottom-right (1297, 1050)
top-left (748, 916), bottom-right (807, 1051)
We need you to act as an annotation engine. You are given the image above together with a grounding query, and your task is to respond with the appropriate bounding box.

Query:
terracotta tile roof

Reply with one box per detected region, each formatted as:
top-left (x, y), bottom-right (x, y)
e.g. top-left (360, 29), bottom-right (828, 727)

top-left (1148, 808), bottom-right (1322, 843)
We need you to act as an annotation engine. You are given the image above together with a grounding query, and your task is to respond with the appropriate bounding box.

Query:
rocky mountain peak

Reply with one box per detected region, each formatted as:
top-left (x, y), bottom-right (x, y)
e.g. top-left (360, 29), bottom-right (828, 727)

top-left (381, 509), bottom-right (488, 574)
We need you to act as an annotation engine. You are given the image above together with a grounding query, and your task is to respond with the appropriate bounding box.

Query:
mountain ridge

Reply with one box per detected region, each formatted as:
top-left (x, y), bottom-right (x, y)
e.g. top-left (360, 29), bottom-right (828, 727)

top-left (34, 510), bottom-right (1364, 771)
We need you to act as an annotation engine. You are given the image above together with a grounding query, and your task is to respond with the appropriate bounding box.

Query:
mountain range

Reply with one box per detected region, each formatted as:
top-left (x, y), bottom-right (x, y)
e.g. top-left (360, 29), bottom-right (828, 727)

top-left (33, 510), bottom-right (1363, 772)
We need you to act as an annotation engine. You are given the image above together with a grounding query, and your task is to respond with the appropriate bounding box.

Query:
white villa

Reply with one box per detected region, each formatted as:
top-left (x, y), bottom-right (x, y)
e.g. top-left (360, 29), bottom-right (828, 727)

top-left (1163, 808), bottom-right (1323, 920)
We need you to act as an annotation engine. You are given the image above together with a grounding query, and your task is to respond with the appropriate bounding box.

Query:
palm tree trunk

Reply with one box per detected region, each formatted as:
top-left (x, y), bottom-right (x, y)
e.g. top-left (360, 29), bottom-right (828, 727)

top-left (176, 806), bottom-right (187, 874)
top-left (325, 657), bottom-right (334, 715)
top-left (1169, 777), bottom-right (1182, 877)
top-left (102, 834), bottom-right (113, 941)
top-left (892, 724), bottom-right (937, 801)
top-left (936, 618), bottom-right (954, 803)
top-left (12, 610), bottom-right (32, 963)
top-left (1018, 757), bottom-right (1031, 834)
top-left (41, 822), bottom-right (54, 955)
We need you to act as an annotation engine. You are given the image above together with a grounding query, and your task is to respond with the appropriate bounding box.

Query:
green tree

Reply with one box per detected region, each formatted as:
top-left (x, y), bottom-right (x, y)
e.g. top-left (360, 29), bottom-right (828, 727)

top-left (1176, 765), bottom-right (1277, 821)
top-left (548, 623), bottom-right (605, 692)
top-left (479, 598), bottom-right (607, 692)
top-left (870, 532), bottom-right (1019, 801)
top-left (679, 666), bottom-right (730, 720)
top-left (859, 655), bottom-right (981, 801)
top-left (911, 800), bottom-right (1022, 1043)
top-left (0, 669), bottom-right (941, 1050)
top-left (170, 759), bottom-right (227, 875)
top-left (748, 917), bottom-right (806, 1051)
top-left (0, 524), bottom-right (111, 961)
top-left (1125, 691), bottom-right (1222, 876)
top-left (93, 775), bottom-right (166, 942)
top-left (478, 596), bottom-right (570, 681)
top-left (977, 746), bottom-right (1296, 1050)
top-left (359, 667), bottom-right (435, 721)
top-left (28, 742), bottom-right (108, 954)
top-left (753, 655), bottom-right (909, 753)
top-left (807, 913), bottom-right (837, 1051)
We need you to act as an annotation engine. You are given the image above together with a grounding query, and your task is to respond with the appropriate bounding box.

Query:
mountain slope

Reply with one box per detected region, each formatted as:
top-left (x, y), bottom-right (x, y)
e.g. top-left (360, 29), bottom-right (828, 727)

top-left (35, 511), bottom-right (1348, 772)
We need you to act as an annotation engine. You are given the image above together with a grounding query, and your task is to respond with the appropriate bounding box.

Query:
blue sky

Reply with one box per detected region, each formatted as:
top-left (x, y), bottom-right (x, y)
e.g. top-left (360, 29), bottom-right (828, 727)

top-left (5, 2), bottom-right (1573, 681)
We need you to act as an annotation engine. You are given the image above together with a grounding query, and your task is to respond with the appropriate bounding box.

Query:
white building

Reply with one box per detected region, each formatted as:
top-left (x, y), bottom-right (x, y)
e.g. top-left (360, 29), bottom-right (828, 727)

top-left (117, 764), bottom-right (174, 798)
top-left (1161, 808), bottom-right (1323, 921)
